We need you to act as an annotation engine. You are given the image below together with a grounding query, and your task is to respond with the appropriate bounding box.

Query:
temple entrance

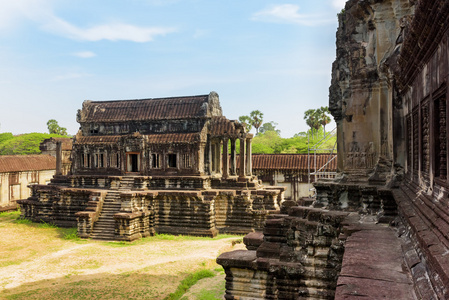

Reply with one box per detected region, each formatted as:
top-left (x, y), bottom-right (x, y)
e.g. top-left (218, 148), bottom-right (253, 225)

top-left (126, 153), bottom-right (140, 173)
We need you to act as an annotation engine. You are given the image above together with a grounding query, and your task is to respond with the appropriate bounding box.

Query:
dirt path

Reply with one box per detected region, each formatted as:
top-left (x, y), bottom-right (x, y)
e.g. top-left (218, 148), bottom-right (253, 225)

top-left (0, 216), bottom-right (243, 299)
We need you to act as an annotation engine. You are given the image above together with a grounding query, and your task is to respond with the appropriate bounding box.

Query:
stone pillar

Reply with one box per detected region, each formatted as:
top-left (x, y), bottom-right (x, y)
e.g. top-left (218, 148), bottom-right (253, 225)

top-left (56, 141), bottom-right (62, 176)
top-left (218, 140), bottom-right (223, 174)
top-left (230, 139), bottom-right (236, 175)
top-left (239, 138), bottom-right (246, 179)
top-left (222, 138), bottom-right (229, 178)
top-left (246, 138), bottom-right (252, 176)
top-left (207, 141), bottom-right (212, 174)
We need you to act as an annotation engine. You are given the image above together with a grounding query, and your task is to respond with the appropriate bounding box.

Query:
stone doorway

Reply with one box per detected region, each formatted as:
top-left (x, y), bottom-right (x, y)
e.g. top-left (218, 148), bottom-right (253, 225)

top-left (126, 153), bottom-right (140, 173)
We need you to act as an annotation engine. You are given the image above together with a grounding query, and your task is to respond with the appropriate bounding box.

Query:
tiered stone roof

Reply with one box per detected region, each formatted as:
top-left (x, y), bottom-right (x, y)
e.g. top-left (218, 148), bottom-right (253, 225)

top-left (79, 94), bottom-right (211, 122)
top-left (0, 155), bottom-right (56, 173)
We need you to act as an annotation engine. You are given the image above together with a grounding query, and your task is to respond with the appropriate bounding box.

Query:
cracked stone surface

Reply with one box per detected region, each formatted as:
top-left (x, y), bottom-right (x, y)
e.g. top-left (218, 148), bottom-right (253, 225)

top-left (335, 224), bottom-right (417, 299)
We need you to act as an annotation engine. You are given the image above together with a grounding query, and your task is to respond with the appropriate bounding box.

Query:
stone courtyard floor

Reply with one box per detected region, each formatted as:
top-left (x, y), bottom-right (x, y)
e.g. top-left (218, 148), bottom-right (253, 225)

top-left (335, 222), bottom-right (417, 299)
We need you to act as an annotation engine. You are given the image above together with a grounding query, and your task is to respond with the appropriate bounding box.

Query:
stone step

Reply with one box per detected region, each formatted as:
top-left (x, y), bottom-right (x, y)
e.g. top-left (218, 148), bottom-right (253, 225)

top-left (91, 235), bottom-right (116, 240)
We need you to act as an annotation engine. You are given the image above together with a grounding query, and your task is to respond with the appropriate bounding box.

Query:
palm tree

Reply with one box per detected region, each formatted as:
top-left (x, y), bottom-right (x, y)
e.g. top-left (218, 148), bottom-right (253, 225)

top-left (304, 109), bottom-right (320, 139)
top-left (317, 106), bottom-right (331, 135)
top-left (238, 115), bottom-right (253, 132)
top-left (250, 110), bottom-right (264, 134)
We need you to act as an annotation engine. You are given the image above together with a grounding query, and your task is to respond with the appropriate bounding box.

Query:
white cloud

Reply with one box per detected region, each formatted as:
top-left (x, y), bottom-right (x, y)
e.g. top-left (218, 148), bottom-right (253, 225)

top-left (0, 0), bottom-right (176, 42)
top-left (0, 0), bottom-right (53, 30)
top-left (72, 51), bottom-right (96, 58)
top-left (252, 4), bottom-right (332, 26)
top-left (43, 17), bottom-right (176, 42)
top-left (332, 0), bottom-right (346, 10)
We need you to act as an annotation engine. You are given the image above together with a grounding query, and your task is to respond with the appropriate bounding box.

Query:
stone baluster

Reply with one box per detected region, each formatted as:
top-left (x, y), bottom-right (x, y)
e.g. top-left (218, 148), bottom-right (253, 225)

top-left (222, 138), bottom-right (229, 178)
top-left (246, 137), bottom-right (252, 176)
top-left (239, 137), bottom-right (246, 179)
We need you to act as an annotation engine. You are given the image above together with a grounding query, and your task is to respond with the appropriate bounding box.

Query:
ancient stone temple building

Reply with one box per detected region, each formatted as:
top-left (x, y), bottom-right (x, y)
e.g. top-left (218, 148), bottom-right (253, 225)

top-left (40, 137), bottom-right (73, 175)
top-left (218, 0), bottom-right (449, 298)
top-left (18, 92), bottom-right (284, 240)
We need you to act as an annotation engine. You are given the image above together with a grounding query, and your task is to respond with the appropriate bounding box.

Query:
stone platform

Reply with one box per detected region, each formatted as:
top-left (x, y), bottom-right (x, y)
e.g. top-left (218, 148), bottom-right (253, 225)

top-left (335, 223), bottom-right (417, 300)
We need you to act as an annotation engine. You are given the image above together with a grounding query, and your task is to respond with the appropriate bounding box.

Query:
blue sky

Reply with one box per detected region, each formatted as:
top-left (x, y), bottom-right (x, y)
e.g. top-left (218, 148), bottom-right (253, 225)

top-left (0, 0), bottom-right (346, 137)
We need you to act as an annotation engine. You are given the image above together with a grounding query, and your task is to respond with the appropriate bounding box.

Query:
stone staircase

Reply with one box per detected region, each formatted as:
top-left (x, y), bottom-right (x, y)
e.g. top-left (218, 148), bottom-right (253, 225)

top-left (90, 191), bottom-right (121, 240)
top-left (91, 177), bottom-right (134, 240)
top-left (119, 177), bottom-right (135, 190)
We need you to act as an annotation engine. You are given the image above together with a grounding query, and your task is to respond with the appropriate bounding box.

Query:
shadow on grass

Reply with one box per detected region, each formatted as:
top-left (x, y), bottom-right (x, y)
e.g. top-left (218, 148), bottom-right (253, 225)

top-left (1, 271), bottom-right (182, 300)
top-left (1, 210), bottom-right (243, 246)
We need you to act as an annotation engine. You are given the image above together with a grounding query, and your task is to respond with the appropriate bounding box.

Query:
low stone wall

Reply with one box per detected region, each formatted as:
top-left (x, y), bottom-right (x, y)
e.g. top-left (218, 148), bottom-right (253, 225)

top-left (18, 185), bottom-right (105, 227)
top-left (217, 206), bottom-right (349, 299)
top-left (314, 182), bottom-right (397, 223)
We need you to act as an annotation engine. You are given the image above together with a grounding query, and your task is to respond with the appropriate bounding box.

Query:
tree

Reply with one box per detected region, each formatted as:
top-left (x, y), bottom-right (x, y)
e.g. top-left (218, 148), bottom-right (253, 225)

top-left (249, 110), bottom-right (264, 134)
top-left (317, 106), bottom-right (332, 135)
top-left (303, 109), bottom-right (321, 139)
top-left (259, 121), bottom-right (281, 135)
top-left (0, 133), bottom-right (68, 155)
top-left (47, 119), bottom-right (67, 135)
top-left (238, 115), bottom-right (253, 132)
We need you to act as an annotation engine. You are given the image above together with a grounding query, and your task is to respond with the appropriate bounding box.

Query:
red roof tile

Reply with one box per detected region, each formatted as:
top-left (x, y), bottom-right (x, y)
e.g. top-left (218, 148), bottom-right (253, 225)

top-left (209, 116), bottom-right (241, 136)
top-left (241, 154), bottom-right (337, 171)
top-left (74, 133), bottom-right (202, 145)
top-left (79, 95), bottom-right (210, 123)
top-left (0, 155), bottom-right (56, 173)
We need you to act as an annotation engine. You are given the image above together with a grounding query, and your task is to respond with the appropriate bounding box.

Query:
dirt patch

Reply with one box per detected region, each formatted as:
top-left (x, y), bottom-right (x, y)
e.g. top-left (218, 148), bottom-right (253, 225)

top-left (0, 213), bottom-right (244, 299)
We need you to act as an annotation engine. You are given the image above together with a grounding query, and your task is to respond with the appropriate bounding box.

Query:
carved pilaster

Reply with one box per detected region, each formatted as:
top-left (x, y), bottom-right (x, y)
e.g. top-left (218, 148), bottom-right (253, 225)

top-left (439, 97), bottom-right (447, 179)
top-left (421, 102), bottom-right (430, 178)
top-left (413, 109), bottom-right (419, 172)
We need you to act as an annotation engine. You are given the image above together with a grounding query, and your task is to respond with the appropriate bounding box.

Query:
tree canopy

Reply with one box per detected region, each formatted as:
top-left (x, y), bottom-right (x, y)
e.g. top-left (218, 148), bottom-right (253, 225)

top-left (239, 110), bottom-right (264, 134)
top-left (47, 119), bottom-right (67, 135)
top-left (303, 106), bottom-right (332, 138)
top-left (238, 115), bottom-right (253, 132)
top-left (259, 121), bottom-right (281, 135)
top-left (0, 132), bottom-right (69, 155)
top-left (252, 129), bottom-right (336, 154)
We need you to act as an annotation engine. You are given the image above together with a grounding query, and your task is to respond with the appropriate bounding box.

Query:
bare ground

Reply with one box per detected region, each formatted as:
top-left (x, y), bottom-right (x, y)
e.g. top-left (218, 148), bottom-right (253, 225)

top-left (0, 213), bottom-right (244, 299)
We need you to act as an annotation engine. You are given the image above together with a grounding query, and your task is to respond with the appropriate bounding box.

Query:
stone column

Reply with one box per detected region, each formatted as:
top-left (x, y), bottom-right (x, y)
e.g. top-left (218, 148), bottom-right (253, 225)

top-left (56, 141), bottom-right (62, 175)
top-left (239, 138), bottom-right (246, 179)
top-left (230, 139), bottom-right (236, 175)
top-left (246, 138), bottom-right (252, 176)
top-left (218, 140), bottom-right (223, 174)
top-left (207, 141), bottom-right (212, 174)
top-left (222, 138), bottom-right (229, 178)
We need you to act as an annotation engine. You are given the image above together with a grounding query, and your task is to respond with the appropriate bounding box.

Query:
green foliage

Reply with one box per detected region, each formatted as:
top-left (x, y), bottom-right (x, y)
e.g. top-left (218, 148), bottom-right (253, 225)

top-left (252, 131), bottom-right (283, 153)
top-left (259, 121), bottom-right (281, 135)
top-left (165, 269), bottom-right (215, 300)
top-left (0, 132), bottom-right (14, 144)
top-left (62, 228), bottom-right (80, 240)
top-left (303, 106), bottom-right (332, 138)
top-left (38, 221), bottom-right (59, 229)
top-left (0, 209), bottom-right (21, 221)
top-left (14, 218), bottom-right (32, 224)
top-left (195, 289), bottom-right (223, 300)
top-left (238, 115), bottom-right (252, 132)
top-left (0, 132), bottom-right (68, 155)
top-left (47, 119), bottom-right (67, 135)
top-left (239, 110), bottom-right (264, 134)
top-left (252, 129), bottom-right (336, 154)
top-left (249, 110), bottom-right (263, 134)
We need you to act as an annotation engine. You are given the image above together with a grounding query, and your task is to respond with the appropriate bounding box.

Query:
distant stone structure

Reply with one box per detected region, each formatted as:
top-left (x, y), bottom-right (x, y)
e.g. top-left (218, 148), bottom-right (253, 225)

top-left (18, 92), bottom-right (284, 240)
top-left (249, 154), bottom-right (337, 200)
top-left (40, 137), bottom-right (73, 175)
top-left (0, 155), bottom-right (55, 212)
top-left (218, 0), bottom-right (449, 298)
